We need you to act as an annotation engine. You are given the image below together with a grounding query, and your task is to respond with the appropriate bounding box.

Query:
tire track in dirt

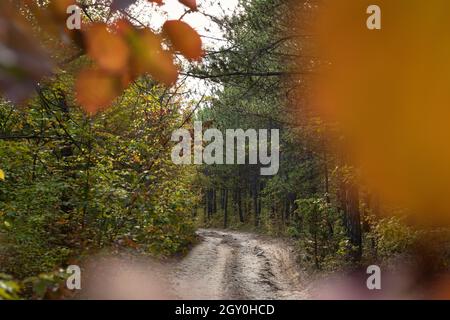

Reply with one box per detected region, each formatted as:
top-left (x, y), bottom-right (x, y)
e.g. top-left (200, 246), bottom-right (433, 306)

top-left (170, 229), bottom-right (310, 300)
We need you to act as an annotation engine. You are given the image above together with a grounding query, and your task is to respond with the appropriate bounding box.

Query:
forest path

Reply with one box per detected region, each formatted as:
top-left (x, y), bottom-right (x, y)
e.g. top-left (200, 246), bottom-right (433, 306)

top-left (80, 229), bottom-right (311, 299)
top-left (169, 229), bottom-right (310, 300)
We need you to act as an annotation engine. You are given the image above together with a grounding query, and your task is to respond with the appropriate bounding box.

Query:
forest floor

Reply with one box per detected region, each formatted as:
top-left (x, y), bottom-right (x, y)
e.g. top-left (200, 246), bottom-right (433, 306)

top-left (79, 229), bottom-right (312, 299)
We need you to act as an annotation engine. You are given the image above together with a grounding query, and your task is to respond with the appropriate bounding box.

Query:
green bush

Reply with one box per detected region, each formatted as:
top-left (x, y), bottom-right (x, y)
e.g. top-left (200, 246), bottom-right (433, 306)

top-left (368, 215), bottom-right (418, 259)
top-left (294, 198), bottom-right (349, 270)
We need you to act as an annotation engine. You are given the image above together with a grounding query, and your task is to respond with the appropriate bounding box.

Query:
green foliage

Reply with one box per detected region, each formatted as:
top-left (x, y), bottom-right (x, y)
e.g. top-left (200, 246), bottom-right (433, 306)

top-left (368, 216), bottom-right (418, 259)
top-left (0, 273), bottom-right (21, 300)
top-left (22, 270), bottom-right (69, 300)
top-left (191, 0), bottom-right (434, 274)
top-left (194, 0), bottom-right (352, 271)
top-left (294, 198), bottom-right (349, 270)
top-left (0, 269), bottom-right (73, 300)
top-left (0, 77), bottom-right (199, 280)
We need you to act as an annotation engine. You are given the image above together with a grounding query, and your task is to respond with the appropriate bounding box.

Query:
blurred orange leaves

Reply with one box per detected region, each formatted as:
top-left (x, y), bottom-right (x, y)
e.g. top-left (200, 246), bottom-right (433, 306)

top-left (311, 0), bottom-right (450, 225)
top-left (77, 15), bottom-right (202, 114)
top-left (0, 0), bottom-right (203, 115)
top-left (85, 23), bottom-right (130, 73)
top-left (77, 19), bottom-right (184, 114)
top-left (123, 25), bottom-right (178, 86)
top-left (75, 69), bottom-right (122, 115)
top-left (163, 20), bottom-right (203, 61)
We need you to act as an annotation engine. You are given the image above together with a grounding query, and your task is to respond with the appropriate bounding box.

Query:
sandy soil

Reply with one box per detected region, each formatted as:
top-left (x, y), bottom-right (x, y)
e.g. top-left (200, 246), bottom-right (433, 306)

top-left (79, 228), bottom-right (311, 300)
top-left (170, 229), bottom-right (310, 300)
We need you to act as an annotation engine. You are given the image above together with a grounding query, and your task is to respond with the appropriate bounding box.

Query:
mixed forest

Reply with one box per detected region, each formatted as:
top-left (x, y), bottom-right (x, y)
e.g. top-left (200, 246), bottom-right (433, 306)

top-left (1, 0), bottom-right (449, 299)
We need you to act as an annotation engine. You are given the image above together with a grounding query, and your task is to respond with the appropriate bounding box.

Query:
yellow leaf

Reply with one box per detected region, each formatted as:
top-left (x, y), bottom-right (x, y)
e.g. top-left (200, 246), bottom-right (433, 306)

top-left (0, 169), bottom-right (4, 181)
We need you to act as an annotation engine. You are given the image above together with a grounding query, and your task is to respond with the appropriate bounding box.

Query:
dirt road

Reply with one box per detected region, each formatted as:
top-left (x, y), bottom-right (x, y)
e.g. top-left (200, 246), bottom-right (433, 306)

top-left (81, 228), bottom-right (418, 300)
top-left (81, 229), bottom-right (311, 300)
top-left (170, 229), bottom-right (310, 300)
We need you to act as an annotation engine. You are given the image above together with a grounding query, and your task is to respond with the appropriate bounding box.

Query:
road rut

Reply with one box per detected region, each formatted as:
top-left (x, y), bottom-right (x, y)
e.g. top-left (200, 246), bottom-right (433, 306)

top-left (170, 229), bottom-right (309, 300)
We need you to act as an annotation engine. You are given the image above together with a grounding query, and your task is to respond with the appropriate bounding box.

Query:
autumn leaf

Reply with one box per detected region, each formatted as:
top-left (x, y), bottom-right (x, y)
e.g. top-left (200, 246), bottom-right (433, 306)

top-left (75, 68), bottom-right (122, 115)
top-left (128, 28), bottom-right (178, 85)
top-left (0, 169), bottom-right (5, 181)
top-left (114, 19), bottom-right (135, 36)
top-left (147, 50), bottom-right (179, 86)
top-left (84, 23), bottom-right (130, 73)
top-left (148, 0), bottom-right (164, 4)
top-left (178, 0), bottom-right (197, 11)
top-left (163, 20), bottom-right (203, 61)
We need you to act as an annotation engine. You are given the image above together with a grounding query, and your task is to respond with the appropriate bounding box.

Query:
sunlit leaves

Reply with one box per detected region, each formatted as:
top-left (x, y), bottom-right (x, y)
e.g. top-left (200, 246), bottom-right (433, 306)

top-left (0, 169), bottom-right (5, 181)
top-left (0, 275), bottom-right (21, 300)
top-left (178, 0), bottom-right (198, 11)
top-left (163, 20), bottom-right (203, 61)
top-left (85, 23), bottom-right (130, 73)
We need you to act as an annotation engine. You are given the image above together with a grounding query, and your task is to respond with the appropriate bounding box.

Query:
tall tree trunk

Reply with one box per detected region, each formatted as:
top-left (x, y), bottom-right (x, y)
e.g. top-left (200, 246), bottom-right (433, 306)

top-left (220, 189), bottom-right (225, 211)
top-left (237, 187), bottom-right (244, 223)
top-left (233, 188), bottom-right (237, 217)
top-left (207, 189), bottom-right (213, 220)
top-left (212, 189), bottom-right (217, 214)
top-left (346, 183), bottom-right (362, 261)
top-left (224, 189), bottom-right (228, 228)
top-left (258, 181), bottom-right (263, 226)
top-left (284, 197), bottom-right (290, 223)
top-left (253, 180), bottom-right (259, 227)
top-left (323, 139), bottom-right (331, 204)
top-left (203, 192), bottom-right (207, 222)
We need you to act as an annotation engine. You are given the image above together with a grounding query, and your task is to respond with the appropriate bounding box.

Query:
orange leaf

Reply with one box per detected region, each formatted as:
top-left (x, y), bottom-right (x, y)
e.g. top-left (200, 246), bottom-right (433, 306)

top-left (75, 69), bottom-right (121, 115)
top-left (115, 19), bottom-right (134, 35)
top-left (84, 23), bottom-right (130, 73)
top-left (148, 50), bottom-right (179, 86)
top-left (129, 29), bottom-right (178, 85)
top-left (163, 20), bottom-right (203, 61)
top-left (178, 0), bottom-right (197, 11)
top-left (148, 0), bottom-right (164, 5)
